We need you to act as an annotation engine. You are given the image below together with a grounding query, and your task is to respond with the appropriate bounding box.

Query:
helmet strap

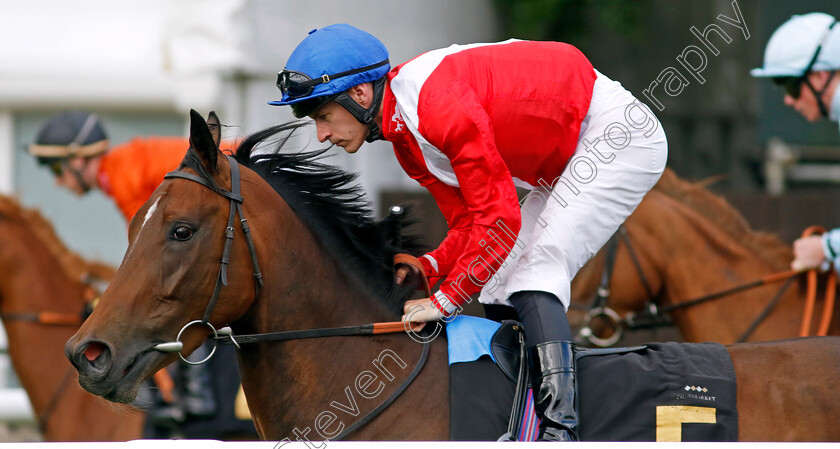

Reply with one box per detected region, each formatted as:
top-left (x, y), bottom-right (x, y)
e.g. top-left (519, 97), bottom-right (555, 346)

top-left (67, 161), bottom-right (93, 194)
top-left (804, 70), bottom-right (837, 118)
top-left (332, 76), bottom-right (387, 142)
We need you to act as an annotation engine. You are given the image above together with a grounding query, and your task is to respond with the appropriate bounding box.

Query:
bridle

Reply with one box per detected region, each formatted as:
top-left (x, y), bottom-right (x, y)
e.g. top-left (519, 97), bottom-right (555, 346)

top-left (576, 226), bottom-right (836, 347)
top-left (150, 151), bottom-right (430, 440)
top-left (574, 226), bottom-right (658, 347)
top-left (152, 153), bottom-right (263, 364)
top-left (0, 307), bottom-right (84, 433)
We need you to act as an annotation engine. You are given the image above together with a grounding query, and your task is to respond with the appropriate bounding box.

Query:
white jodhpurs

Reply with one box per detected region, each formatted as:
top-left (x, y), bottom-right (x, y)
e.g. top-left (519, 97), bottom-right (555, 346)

top-left (477, 70), bottom-right (668, 310)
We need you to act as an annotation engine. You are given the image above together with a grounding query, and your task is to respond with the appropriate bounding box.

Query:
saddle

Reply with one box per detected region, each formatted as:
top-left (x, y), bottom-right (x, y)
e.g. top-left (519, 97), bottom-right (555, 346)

top-left (487, 321), bottom-right (649, 441)
top-left (447, 316), bottom-right (738, 442)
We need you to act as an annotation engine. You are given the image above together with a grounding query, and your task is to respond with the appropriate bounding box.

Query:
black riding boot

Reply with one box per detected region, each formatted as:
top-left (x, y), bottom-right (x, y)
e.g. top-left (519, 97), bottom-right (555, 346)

top-left (530, 341), bottom-right (578, 441)
top-left (509, 290), bottom-right (579, 441)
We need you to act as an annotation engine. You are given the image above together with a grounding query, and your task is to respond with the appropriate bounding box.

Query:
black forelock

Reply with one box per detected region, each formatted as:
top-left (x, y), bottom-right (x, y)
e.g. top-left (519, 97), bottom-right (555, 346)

top-left (233, 121), bottom-right (427, 317)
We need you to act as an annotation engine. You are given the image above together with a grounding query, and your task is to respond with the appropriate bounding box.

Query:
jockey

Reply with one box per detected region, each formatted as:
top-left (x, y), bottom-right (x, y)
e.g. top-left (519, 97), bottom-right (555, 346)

top-left (751, 13), bottom-right (840, 275)
top-left (270, 24), bottom-right (667, 441)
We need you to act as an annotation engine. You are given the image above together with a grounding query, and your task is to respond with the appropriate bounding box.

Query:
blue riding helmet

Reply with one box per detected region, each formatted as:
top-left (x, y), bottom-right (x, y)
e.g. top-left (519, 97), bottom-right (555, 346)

top-left (269, 24), bottom-right (391, 141)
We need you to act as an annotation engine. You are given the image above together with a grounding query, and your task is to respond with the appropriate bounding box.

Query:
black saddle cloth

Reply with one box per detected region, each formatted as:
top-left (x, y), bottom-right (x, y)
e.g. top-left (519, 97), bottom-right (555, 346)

top-left (450, 341), bottom-right (738, 441)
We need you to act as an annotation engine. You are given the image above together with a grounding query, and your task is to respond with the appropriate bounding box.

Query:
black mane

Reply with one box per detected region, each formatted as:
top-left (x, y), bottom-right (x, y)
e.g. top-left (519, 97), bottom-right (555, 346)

top-left (233, 121), bottom-right (426, 317)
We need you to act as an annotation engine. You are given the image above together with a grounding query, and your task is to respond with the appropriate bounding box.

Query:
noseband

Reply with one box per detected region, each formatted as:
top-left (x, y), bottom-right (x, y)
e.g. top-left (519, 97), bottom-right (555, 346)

top-left (152, 154), bottom-right (263, 364)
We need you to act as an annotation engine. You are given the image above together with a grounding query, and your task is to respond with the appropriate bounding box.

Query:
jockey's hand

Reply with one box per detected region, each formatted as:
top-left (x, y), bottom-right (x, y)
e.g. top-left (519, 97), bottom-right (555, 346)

top-left (394, 263), bottom-right (420, 285)
top-left (791, 235), bottom-right (827, 271)
top-left (401, 298), bottom-right (444, 332)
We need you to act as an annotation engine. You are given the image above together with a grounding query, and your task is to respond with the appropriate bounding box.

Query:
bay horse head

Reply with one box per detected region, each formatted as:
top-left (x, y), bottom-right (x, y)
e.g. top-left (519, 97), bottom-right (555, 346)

top-left (65, 110), bottom-right (268, 402)
top-left (65, 110), bottom-right (423, 411)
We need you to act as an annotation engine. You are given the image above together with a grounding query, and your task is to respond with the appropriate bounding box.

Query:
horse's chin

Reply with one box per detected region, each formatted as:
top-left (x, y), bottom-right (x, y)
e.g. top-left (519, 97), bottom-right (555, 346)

top-left (79, 350), bottom-right (166, 404)
top-left (91, 381), bottom-right (141, 405)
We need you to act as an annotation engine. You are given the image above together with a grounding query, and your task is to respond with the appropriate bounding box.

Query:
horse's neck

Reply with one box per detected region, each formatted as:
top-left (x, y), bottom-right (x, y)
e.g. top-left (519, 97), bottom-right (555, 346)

top-left (630, 193), bottom-right (803, 342)
top-left (236, 313), bottom-right (449, 440)
top-left (237, 273), bottom-right (422, 440)
top-left (255, 206), bottom-right (397, 331)
top-left (0, 259), bottom-right (78, 426)
top-left (233, 208), bottom-right (447, 439)
top-left (0, 228), bottom-right (142, 440)
top-left (633, 191), bottom-right (786, 285)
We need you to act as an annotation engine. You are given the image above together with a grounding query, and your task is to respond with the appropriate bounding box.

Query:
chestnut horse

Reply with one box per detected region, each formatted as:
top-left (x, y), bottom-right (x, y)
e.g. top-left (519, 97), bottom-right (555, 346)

top-left (67, 112), bottom-right (840, 441)
top-left (570, 170), bottom-right (839, 346)
top-left (0, 196), bottom-right (145, 441)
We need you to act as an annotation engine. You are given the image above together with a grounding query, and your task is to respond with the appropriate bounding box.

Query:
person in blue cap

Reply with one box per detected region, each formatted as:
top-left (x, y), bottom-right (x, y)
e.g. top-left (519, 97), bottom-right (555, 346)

top-left (270, 24), bottom-right (668, 441)
top-left (751, 13), bottom-right (840, 276)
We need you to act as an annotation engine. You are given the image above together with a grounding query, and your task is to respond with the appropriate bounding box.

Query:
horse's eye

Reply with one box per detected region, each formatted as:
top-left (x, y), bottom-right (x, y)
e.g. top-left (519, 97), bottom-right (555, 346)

top-left (172, 226), bottom-right (193, 241)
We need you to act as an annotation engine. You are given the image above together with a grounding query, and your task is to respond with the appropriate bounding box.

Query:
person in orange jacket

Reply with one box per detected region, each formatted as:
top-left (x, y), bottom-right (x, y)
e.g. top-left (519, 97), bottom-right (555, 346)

top-left (28, 111), bottom-right (192, 222)
top-left (27, 111), bottom-right (256, 439)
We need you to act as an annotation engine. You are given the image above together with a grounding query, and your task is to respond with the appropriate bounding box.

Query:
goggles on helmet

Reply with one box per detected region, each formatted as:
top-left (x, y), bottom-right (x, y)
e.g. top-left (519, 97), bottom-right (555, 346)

top-left (772, 76), bottom-right (804, 99)
top-left (48, 160), bottom-right (65, 177)
top-left (276, 59), bottom-right (389, 100)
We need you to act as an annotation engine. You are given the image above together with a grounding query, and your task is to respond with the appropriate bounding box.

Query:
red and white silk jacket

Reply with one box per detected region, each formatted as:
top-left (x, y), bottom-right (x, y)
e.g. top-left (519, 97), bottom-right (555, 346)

top-left (381, 39), bottom-right (597, 315)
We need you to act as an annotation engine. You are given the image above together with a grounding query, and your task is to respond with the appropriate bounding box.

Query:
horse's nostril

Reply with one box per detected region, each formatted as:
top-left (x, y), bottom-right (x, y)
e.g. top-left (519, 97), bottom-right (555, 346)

top-left (75, 340), bottom-right (112, 378)
top-left (84, 342), bottom-right (106, 362)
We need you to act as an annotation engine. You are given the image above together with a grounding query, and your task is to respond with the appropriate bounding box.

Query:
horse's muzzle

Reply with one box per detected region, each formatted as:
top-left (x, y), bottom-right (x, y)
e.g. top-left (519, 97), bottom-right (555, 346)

top-left (65, 339), bottom-right (115, 392)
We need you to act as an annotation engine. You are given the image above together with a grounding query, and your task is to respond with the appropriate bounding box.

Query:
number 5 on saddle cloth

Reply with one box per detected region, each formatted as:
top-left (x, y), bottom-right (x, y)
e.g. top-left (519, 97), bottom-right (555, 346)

top-left (446, 315), bottom-right (738, 442)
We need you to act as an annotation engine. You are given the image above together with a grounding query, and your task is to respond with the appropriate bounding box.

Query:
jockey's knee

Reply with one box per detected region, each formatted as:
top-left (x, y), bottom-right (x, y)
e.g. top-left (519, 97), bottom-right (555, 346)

top-left (509, 290), bottom-right (572, 349)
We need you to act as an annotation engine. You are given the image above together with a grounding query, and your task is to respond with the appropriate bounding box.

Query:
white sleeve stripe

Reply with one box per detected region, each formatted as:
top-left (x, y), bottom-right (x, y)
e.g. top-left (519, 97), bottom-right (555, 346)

top-left (421, 254), bottom-right (439, 273)
top-left (389, 39), bottom-right (522, 188)
top-left (433, 291), bottom-right (459, 315)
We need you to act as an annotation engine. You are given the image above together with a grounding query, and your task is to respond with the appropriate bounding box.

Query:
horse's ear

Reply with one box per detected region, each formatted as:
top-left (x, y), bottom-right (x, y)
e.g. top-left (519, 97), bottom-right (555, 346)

top-left (206, 110), bottom-right (222, 149)
top-left (188, 109), bottom-right (219, 172)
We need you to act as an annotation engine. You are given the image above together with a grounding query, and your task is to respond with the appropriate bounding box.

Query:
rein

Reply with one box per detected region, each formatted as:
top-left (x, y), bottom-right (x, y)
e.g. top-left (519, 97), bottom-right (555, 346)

top-left (1, 285), bottom-right (98, 429)
top-left (0, 311), bottom-right (84, 326)
top-left (152, 152), bottom-right (431, 440)
top-left (0, 309), bottom-right (85, 432)
top-left (0, 308), bottom-right (89, 433)
top-left (216, 321), bottom-right (420, 346)
top-left (578, 226), bottom-right (837, 347)
top-left (798, 226), bottom-right (837, 337)
top-left (625, 269), bottom-right (800, 326)
top-left (0, 281), bottom-right (100, 327)
top-left (36, 366), bottom-right (76, 434)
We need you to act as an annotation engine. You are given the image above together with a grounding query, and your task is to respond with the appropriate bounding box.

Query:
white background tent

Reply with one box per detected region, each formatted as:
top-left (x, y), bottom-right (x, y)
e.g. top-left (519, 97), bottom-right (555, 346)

top-left (0, 0), bottom-right (498, 428)
top-left (0, 0), bottom-right (499, 264)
